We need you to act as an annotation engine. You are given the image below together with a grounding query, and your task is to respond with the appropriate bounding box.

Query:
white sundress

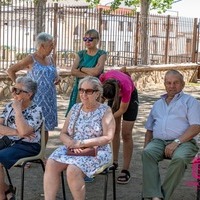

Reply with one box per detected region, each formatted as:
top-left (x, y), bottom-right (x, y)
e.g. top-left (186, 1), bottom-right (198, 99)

top-left (49, 103), bottom-right (112, 178)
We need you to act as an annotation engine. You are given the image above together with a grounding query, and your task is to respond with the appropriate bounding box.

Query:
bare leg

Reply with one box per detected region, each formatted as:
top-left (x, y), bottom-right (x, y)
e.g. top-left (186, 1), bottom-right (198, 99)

top-left (121, 120), bottom-right (135, 170)
top-left (44, 159), bottom-right (67, 200)
top-left (112, 117), bottom-right (121, 164)
top-left (67, 165), bottom-right (85, 200)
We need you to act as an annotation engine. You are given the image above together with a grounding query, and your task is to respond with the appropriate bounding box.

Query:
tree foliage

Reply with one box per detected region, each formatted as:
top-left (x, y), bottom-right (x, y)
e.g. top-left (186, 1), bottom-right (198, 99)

top-left (86, 0), bottom-right (175, 13)
top-left (86, 0), bottom-right (177, 65)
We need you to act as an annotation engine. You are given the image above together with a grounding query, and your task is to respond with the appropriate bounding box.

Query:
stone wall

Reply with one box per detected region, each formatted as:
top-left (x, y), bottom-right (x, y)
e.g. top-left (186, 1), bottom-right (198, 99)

top-left (125, 63), bottom-right (199, 91)
top-left (0, 63), bottom-right (199, 99)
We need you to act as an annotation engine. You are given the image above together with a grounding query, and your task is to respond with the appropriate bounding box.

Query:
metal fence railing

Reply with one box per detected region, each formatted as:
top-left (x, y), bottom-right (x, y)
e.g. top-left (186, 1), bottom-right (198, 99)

top-left (0, 0), bottom-right (199, 70)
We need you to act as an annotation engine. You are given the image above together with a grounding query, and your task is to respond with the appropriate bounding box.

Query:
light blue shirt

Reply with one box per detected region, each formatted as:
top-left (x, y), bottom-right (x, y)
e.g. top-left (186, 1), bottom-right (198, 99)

top-left (145, 91), bottom-right (200, 140)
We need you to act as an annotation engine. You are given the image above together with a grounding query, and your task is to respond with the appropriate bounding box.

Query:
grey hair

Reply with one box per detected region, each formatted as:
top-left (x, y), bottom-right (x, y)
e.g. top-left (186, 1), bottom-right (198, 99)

top-left (84, 29), bottom-right (100, 40)
top-left (16, 76), bottom-right (37, 100)
top-left (165, 70), bottom-right (184, 82)
top-left (78, 76), bottom-right (103, 96)
top-left (35, 32), bottom-right (53, 48)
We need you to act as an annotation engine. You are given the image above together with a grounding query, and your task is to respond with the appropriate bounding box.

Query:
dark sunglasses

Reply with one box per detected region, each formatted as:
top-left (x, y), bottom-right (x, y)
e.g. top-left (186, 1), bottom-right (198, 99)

top-left (78, 88), bottom-right (98, 95)
top-left (12, 87), bottom-right (29, 95)
top-left (83, 37), bottom-right (97, 42)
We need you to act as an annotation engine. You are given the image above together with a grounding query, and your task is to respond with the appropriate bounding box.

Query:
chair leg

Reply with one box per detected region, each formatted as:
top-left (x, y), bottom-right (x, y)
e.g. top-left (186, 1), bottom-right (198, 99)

top-left (61, 171), bottom-right (67, 200)
top-left (112, 168), bottom-right (116, 200)
top-left (39, 159), bottom-right (45, 172)
top-left (5, 168), bottom-right (13, 186)
top-left (103, 172), bottom-right (108, 200)
top-left (20, 164), bottom-right (25, 200)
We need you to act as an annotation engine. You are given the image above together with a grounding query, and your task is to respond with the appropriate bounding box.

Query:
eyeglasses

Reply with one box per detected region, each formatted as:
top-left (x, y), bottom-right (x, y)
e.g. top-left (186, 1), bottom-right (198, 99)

top-left (83, 37), bottom-right (97, 42)
top-left (78, 88), bottom-right (98, 95)
top-left (12, 87), bottom-right (29, 95)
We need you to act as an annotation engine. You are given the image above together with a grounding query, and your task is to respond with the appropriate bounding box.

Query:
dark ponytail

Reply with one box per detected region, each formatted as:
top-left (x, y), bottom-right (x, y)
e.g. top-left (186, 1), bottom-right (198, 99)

top-left (103, 79), bottom-right (120, 113)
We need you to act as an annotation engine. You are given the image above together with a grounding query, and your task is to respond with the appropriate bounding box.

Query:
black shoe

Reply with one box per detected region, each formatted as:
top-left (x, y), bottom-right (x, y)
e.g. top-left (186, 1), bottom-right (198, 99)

top-left (109, 162), bottom-right (118, 171)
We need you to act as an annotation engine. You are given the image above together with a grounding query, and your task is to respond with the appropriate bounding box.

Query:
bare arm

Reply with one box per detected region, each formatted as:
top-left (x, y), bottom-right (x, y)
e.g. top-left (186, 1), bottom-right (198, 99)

top-left (59, 110), bottom-right (78, 148)
top-left (12, 100), bottom-right (34, 137)
top-left (0, 118), bottom-right (18, 136)
top-left (77, 107), bottom-right (115, 148)
top-left (113, 101), bottom-right (129, 118)
top-left (80, 54), bottom-right (107, 77)
top-left (7, 55), bottom-right (34, 82)
top-left (71, 54), bottom-right (87, 78)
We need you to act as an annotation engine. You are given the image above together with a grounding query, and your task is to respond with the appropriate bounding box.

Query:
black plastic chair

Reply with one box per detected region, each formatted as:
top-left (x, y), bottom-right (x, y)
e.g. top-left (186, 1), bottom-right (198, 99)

top-left (5, 122), bottom-right (46, 200)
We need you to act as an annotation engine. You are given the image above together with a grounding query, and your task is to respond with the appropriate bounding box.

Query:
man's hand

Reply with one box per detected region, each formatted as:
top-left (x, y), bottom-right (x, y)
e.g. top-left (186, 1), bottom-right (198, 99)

top-left (164, 142), bottom-right (179, 158)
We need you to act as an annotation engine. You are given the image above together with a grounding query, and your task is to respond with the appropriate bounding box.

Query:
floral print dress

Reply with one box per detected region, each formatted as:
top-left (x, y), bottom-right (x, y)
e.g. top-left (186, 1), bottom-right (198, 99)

top-left (0, 102), bottom-right (43, 143)
top-left (49, 103), bottom-right (112, 178)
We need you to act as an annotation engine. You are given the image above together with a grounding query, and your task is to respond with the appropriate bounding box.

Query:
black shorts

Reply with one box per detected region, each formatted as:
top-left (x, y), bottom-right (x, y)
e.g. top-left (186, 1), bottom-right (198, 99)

top-left (108, 88), bottom-right (139, 121)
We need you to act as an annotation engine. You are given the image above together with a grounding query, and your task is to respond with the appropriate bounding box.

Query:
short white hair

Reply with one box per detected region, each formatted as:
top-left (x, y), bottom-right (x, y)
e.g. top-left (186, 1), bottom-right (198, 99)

top-left (35, 32), bottom-right (53, 48)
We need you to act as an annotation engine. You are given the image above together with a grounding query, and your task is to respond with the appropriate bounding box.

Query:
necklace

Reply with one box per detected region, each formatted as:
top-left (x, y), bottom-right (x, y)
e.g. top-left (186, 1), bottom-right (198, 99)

top-left (82, 111), bottom-right (94, 121)
top-left (81, 103), bottom-right (99, 121)
top-left (82, 102), bottom-right (99, 112)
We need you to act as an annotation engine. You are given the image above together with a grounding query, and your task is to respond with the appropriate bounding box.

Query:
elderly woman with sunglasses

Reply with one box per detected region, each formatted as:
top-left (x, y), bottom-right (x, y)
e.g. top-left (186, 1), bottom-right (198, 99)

top-left (0, 76), bottom-right (43, 200)
top-left (66, 29), bottom-right (107, 114)
top-left (44, 76), bottom-right (115, 200)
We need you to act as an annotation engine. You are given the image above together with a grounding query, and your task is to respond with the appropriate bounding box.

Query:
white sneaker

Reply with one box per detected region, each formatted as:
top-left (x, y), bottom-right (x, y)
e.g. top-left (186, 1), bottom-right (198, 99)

top-left (152, 198), bottom-right (162, 200)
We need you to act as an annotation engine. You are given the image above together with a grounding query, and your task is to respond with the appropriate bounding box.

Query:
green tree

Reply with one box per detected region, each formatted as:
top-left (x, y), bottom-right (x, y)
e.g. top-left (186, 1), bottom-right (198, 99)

top-left (86, 0), bottom-right (176, 65)
top-left (0, 0), bottom-right (12, 5)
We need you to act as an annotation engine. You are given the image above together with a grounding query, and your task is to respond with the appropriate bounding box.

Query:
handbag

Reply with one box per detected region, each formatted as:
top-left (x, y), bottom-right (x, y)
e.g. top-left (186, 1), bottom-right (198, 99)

top-left (67, 146), bottom-right (98, 157)
top-left (66, 105), bottom-right (98, 157)
top-left (0, 136), bottom-right (13, 150)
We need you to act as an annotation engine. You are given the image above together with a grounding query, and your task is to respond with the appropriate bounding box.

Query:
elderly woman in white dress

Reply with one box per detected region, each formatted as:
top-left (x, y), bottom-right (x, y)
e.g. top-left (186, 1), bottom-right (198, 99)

top-left (44, 76), bottom-right (115, 200)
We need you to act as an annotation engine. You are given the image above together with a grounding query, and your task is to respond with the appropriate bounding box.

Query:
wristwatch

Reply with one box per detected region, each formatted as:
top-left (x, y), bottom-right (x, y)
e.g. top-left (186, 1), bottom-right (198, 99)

top-left (174, 139), bottom-right (181, 145)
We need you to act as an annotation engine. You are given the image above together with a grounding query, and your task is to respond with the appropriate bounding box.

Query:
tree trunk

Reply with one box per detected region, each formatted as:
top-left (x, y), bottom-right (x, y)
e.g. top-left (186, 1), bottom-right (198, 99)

top-left (34, 0), bottom-right (47, 40)
top-left (140, 0), bottom-right (150, 65)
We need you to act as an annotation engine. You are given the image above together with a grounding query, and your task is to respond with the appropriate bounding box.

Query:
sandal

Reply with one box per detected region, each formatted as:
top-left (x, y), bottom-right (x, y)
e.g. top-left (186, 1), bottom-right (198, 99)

top-left (117, 169), bottom-right (131, 184)
top-left (109, 162), bottom-right (118, 172)
top-left (5, 185), bottom-right (16, 200)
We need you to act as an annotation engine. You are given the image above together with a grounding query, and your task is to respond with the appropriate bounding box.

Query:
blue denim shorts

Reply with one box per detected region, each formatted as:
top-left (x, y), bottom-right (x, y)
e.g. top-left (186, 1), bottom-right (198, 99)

top-left (0, 141), bottom-right (40, 169)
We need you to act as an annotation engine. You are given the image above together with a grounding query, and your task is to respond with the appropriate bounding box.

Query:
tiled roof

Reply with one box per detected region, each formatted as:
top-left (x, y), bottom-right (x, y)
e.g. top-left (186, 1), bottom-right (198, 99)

top-left (48, 0), bottom-right (89, 7)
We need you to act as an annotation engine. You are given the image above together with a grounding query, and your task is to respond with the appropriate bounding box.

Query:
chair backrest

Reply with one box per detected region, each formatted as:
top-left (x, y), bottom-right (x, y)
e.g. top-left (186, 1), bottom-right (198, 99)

top-left (14, 121), bottom-right (46, 166)
top-left (35, 121), bottom-right (46, 158)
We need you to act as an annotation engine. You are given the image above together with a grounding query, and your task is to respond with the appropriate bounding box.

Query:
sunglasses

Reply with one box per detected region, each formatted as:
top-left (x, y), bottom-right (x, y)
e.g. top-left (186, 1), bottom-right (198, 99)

top-left (83, 37), bottom-right (97, 42)
top-left (78, 88), bottom-right (98, 95)
top-left (12, 87), bottom-right (29, 95)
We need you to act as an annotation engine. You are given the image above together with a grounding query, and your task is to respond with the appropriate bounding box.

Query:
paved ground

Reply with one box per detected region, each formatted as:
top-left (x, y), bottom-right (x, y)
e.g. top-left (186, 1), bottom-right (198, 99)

top-left (4, 83), bottom-right (200, 200)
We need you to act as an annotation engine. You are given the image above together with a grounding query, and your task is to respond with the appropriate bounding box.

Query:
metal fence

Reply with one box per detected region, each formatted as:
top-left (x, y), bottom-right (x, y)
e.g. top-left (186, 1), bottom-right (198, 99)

top-left (0, 0), bottom-right (200, 70)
